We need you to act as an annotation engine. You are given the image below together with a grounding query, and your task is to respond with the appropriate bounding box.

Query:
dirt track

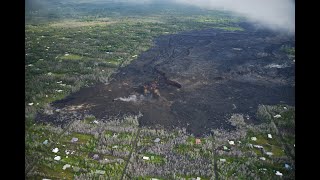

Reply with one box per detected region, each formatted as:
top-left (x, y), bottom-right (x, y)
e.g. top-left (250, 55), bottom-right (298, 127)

top-left (36, 24), bottom-right (295, 136)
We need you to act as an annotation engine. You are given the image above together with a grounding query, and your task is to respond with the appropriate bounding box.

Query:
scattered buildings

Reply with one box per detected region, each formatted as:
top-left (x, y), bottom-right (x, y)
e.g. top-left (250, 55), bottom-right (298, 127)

top-left (42, 140), bottom-right (48, 145)
top-left (95, 170), bottom-right (106, 175)
top-left (259, 157), bottom-right (266, 161)
top-left (253, 145), bottom-right (263, 149)
top-left (143, 156), bottom-right (150, 160)
top-left (93, 120), bottom-right (99, 124)
top-left (274, 114), bottom-right (281, 118)
top-left (266, 152), bottom-right (273, 156)
top-left (54, 156), bottom-right (61, 161)
top-left (275, 171), bottom-right (283, 176)
top-left (62, 164), bottom-right (71, 170)
top-left (154, 138), bottom-right (161, 143)
top-left (285, 164), bottom-right (291, 169)
top-left (71, 137), bottom-right (78, 143)
top-left (228, 140), bottom-right (235, 145)
top-left (93, 154), bottom-right (99, 160)
top-left (52, 148), bottom-right (59, 153)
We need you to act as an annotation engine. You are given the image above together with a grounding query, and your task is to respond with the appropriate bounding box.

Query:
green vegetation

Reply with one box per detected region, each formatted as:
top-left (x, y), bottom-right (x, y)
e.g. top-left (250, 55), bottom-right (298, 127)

top-left (118, 132), bottom-right (135, 139)
top-left (134, 176), bottom-right (166, 180)
top-left (281, 45), bottom-right (295, 56)
top-left (84, 115), bottom-right (96, 124)
top-left (34, 161), bottom-right (75, 179)
top-left (175, 144), bottom-right (193, 155)
top-left (276, 109), bottom-right (295, 130)
top-left (60, 54), bottom-right (83, 61)
top-left (142, 153), bottom-right (166, 165)
top-left (216, 26), bottom-right (244, 31)
top-left (281, 44), bottom-right (295, 64)
top-left (26, 107), bottom-right (294, 179)
top-left (61, 132), bottom-right (95, 145)
top-left (176, 174), bottom-right (210, 180)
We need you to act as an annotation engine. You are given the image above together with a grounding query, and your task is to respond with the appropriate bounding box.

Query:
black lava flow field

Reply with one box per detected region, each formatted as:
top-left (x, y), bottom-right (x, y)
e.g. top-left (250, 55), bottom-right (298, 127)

top-left (37, 25), bottom-right (295, 136)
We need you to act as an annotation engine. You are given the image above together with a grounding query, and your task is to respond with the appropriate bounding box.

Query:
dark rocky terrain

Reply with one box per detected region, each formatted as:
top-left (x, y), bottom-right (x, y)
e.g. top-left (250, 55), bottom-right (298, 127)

top-left (37, 24), bottom-right (295, 136)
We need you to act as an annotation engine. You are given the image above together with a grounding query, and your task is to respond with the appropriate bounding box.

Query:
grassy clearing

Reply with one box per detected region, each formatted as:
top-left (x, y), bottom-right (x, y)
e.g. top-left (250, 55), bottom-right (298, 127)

top-left (60, 154), bottom-right (83, 166)
top-left (60, 54), bottom-right (83, 60)
top-left (105, 130), bottom-right (134, 140)
top-left (134, 176), bottom-right (166, 180)
top-left (282, 134), bottom-right (295, 146)
top-left (139, 135), bottom-right (155, 145)
top-left (246, 132), bottom-right (285, 157)
top-left (276, 110), bottom-right (295, 130)
top-left (218, 155), bottom-right (248, 164)
top-left (118, 132), bottom-right (135, 139)
top-left (281, 45), bottom-right (295, 56)
top-left (49, 19), bottom-right (115, 28)
top-left (106, 58), bottom-right (121, 66)
top-left (33, 160), bottom-right (75, 179)
top-left (61, 132), bottom-right (95, 145)
top-left (105, 130), bottom-right (116, 137)
top-left (174, 144), bottom-right (194, 155)
top-left (264, 144), bottom-right (285, 157)
top-left (25, 124), bottom-right (63, 156)
top-left (216, 26), bottom-right (244, 31)
top-left (109, 144), bottom-right (133, 152)
top-left (250, 133), bottom-right (282, 147)
top-left (83, 115), bottom-right (96, 124)
top-left (176, 174), bottom-right (210, 180)
top-left (139, 135), bottom-right (170, 146)
top-left (174, 143), bottom-right (211, 159)
top-left (142, 153), bottom-right (166, 165)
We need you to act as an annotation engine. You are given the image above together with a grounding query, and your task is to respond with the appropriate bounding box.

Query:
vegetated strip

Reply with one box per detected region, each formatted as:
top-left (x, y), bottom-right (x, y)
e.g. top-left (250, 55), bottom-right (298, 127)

top-left (25, 117), bottom-right (80, 176)
top-left (212, 138), bottom-right (219, 180)
top-left (270, 118), bottom-right (295, 160)
top-left (261, 105), bottom-right (295, 160)
top-left (120, 128), bottom-right (141, 180)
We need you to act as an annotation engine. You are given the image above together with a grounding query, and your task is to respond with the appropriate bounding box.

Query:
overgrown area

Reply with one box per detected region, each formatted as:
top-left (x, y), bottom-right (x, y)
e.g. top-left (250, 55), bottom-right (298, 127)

top-left (26, 107), bottom-right (295, 179)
